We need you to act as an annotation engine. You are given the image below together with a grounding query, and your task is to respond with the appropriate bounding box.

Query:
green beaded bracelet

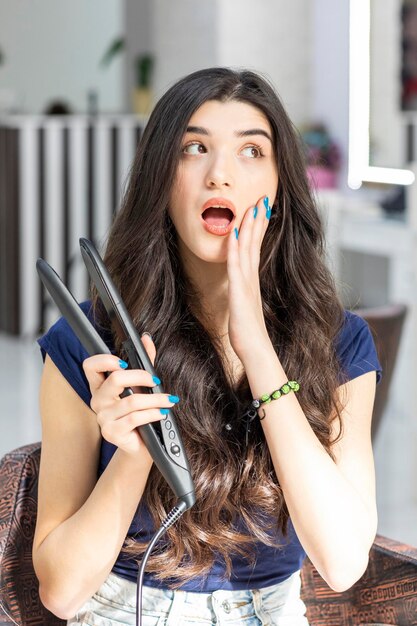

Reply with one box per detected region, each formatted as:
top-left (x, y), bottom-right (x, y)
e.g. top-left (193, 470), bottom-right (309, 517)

top-left (251, 380), bottom-right (300, 420)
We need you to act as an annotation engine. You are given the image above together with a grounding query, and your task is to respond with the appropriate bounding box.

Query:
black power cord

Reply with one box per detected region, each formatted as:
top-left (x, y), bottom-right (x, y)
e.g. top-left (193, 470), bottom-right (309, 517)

top-left (136, 500), bottom-right (188, 626)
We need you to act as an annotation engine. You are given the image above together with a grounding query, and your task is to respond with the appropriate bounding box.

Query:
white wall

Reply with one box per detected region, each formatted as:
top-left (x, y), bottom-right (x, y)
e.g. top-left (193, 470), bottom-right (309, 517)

top-left (217, 0), bottom-right (312, 126)
top-left (149, 0), bottom-right (311, 127)
top-left (0, 0), bottom-right (124, 114)
top-left (311, 0), bottom-right (350, 188)
top-left (370, 0), bottom-right (404, 169)
top-left (152, 0), bottom-right (217, 99)
top-left (124, 0), bottom-right (152, 110)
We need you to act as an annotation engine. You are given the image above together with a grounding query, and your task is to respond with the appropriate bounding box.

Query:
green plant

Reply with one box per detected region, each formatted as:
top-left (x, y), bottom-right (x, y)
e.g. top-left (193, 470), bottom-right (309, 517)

top-left (99, 37), bottom-right (125, 68)
top-left (135, 54), bottom-right (153, 88)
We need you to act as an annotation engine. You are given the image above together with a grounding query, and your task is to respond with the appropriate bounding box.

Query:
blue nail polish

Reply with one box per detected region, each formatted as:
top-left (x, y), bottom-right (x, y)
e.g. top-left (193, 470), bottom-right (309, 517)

top-left (168, 395), bottom-right (180, 403)
top-left (152, 376), bottom-right (161, 385)
top-left (253, 206), bottom-right (258, 219)
top-left (234, 227), bottom-right (239, 240)
top-left (266, 208), bottom-right (271, 220)
top-left (263, 196), bottom-right (269, 211)
top-left (119, 359), bottom-right (128, 369)
top-left (160, 408), bottom-right (170, 415)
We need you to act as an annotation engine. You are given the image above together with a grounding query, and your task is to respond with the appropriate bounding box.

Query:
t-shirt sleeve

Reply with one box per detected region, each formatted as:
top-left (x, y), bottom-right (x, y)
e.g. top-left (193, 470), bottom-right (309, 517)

top-left (337, 311), bottom-right (383, 385)
top-left (37, 301), bottom-right (94, 407)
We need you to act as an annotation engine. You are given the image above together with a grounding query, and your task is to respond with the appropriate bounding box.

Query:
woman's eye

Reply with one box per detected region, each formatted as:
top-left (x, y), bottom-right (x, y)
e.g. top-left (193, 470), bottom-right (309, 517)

top-left (241, 145), bottom-right (263, 158)
top-left (182, 142), bottom-right (205, 155)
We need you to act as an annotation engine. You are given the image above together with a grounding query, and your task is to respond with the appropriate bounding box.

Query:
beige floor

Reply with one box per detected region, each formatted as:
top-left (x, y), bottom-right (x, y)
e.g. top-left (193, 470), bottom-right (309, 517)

top-left (1, 331), bottom-right (417, 548)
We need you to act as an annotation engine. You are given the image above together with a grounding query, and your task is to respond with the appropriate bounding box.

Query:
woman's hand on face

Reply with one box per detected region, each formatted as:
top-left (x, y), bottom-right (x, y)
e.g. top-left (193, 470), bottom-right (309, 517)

top-left (82, 333), bottom-right (179, 458)
top-left (227, 195), bottom-right (272, 362)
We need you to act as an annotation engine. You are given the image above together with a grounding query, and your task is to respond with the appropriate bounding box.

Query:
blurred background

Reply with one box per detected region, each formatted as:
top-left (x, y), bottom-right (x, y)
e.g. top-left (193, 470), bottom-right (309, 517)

top-left (1, 0), bottom-right (417, 546)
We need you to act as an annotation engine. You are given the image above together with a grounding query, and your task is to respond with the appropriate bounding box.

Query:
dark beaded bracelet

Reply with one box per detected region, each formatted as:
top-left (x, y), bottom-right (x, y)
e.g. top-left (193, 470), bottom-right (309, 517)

top-left (251, 380), bottom-right (300, 420)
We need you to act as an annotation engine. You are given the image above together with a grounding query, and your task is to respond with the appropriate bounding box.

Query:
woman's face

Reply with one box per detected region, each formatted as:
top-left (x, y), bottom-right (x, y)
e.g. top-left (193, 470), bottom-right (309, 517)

top-left (168, 99), bottom-right (279, 264)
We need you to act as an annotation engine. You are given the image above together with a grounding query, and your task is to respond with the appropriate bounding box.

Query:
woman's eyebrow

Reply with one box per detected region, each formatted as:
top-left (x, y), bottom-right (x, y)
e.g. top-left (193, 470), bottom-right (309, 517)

top-left (186, 126), bottom-right (272, 143)
top-left (186, 126), bottom-right (210, 136)
top-left (236, 128), bottom-right (273, 143)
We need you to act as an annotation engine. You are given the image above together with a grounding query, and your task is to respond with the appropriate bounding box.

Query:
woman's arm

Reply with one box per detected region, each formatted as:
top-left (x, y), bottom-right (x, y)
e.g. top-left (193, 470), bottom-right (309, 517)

top-left (33, 355), bottom-right (154, 620)
top-left (243, 343), bottom-right (378, 593)
top-left (223, 185), bottom-right (377, 591)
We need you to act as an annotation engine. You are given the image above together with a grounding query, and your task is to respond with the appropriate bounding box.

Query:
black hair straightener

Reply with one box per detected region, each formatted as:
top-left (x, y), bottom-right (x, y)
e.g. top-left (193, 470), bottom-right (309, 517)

top-left (37, 237), bottom-right (196, 626)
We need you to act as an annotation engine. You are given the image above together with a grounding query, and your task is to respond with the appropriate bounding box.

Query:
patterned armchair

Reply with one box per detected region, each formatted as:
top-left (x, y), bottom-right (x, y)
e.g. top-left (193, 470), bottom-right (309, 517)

top-left (1, 443), bottom-right (417, 625)
top-left (0, 443), bottom-right (63, 625)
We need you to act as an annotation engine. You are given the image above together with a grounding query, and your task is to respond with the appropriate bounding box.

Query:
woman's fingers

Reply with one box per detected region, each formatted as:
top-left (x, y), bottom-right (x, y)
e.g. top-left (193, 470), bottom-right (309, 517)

top-left (81, 331), bottom-right (173, 455)
top-left (100, 408), bottom-right (164, 441)
top-left (253, 196), bottom-right (271, 250)
top-left (141, 332), bottom-right (156, 366)
top-left (99, 408), bottom-right (163, 450)
top-left (82, 354), bottom-right (129, 395)
top-left (83, 331), bottom-right (158, 398)
top-left (101, 367), bottom-right (157, 396)
top-left (231, 195), bottom-right (269, 280)
top-left (96, 391), bottom-right (178, 425)
top-left (250, 196), bottom-right (270, 259)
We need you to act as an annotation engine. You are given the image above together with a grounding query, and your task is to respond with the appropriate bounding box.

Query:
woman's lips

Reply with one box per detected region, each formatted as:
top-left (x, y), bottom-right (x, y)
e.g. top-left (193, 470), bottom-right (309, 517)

top-left (200, 197), bottom-right (237, 236)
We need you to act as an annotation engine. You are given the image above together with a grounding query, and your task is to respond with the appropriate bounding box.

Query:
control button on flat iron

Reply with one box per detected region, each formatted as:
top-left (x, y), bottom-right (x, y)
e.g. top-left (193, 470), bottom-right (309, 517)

top-left (170, 444), bottom-right (180, 456)
top-left (165, 421), bottom-right (172, 429)
top-left (169, 430), bottom-right (176, 439)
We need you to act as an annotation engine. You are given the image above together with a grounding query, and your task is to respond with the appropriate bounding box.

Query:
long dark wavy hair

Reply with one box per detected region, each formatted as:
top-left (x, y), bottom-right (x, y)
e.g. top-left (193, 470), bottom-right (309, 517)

top-left (92, 67), bottom-right (347, 587)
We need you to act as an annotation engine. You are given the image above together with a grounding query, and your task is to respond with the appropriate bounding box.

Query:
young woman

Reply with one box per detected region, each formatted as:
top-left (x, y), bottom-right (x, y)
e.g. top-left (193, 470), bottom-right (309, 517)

top-left (33, 67), bottom-right (382, 625)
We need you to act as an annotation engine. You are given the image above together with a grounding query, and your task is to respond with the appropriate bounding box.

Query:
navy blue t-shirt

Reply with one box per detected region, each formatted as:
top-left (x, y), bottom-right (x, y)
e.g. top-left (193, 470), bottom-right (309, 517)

top-left (37, 301), bottom-right (382, 592)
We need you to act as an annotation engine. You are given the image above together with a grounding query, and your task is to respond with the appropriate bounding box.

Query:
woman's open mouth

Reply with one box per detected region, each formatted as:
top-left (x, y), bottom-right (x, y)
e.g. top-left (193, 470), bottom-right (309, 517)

top-left (200, 205), bottom-right (236, 236)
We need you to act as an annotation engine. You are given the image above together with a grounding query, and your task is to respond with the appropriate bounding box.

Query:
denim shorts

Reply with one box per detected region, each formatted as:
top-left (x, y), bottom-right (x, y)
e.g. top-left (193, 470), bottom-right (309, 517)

top-left (67, 569), bottom-right (309, 625)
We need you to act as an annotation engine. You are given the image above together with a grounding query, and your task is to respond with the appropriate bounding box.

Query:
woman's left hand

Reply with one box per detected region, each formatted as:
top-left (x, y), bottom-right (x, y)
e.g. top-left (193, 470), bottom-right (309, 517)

top-left (226, 194), bottom-right (273, 363)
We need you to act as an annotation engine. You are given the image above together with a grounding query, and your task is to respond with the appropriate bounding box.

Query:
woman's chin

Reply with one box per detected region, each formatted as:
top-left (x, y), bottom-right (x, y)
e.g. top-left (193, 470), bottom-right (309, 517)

top-left (199, 246), bottom-right (228, 265)
top-left (178, 236), bottom-right (229, 267)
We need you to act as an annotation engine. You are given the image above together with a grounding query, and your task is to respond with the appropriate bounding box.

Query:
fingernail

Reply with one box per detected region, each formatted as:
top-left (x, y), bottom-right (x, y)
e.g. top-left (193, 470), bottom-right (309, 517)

top-left (263, 196), bottom-right (269, 211)
top-left (253, 206), bottom-right (258, 219)
top-left (152, 375), bottom-right (161, 385)
top-left (119, 359), bottom-right (128, 369)
top-left (266, 208), bottom-right (271, 220)
top-left (234, 227), bottom-right (239, 240)
top-left (160, 408), bottom-right (170, 415)
top-left (142, 332), bottom-right (153, 341)
top-left (168, 395), bottom-right (180, 403)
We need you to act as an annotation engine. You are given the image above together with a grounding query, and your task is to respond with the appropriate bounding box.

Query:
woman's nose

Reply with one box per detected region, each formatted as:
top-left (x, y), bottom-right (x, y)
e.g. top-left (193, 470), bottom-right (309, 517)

top-left (205, 154), bottom-right (234, 188)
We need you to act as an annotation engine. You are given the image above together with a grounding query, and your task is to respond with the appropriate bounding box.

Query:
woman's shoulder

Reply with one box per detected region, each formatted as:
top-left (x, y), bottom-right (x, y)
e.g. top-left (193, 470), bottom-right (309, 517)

top-left (38, 300), bottom-right (104, 355)
top-left (336, 309), bottom-right (369, 345)
top-left (39, 300), bottom-right (113, 345)
top-left (37, 300), bottom-right (114, 405)
top-left (335, 309), bottom-right (383, 384)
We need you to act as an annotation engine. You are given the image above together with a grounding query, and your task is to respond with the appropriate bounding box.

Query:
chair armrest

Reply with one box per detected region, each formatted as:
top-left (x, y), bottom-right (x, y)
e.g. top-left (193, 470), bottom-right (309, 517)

top-left (301, 534), bottom-right (417, 625)
top-left (0, 443), bottom-right (65, 625)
